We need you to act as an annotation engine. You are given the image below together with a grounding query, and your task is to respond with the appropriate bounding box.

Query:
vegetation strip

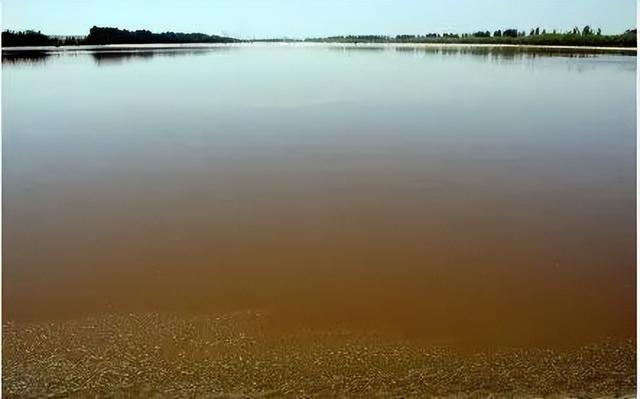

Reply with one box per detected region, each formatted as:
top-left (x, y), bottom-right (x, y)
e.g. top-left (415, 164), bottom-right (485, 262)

top-left (2, 25), bottom-right (637, 48)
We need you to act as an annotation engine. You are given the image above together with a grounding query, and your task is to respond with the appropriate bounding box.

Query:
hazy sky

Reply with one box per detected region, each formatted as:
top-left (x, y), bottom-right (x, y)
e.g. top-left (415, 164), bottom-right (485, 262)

top-left (2, 0), bottom-right (636, 38)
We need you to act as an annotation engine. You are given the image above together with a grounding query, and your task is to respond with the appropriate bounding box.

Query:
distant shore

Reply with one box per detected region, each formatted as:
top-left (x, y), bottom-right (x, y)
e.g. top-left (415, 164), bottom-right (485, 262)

top-left (2, 41), bottom-right (637, 53)
top-left (4, 26), bottom-right (635, 50)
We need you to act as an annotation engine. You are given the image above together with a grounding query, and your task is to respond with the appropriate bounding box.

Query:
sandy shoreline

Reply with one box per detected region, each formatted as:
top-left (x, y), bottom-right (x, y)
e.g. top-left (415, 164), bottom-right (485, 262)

top-left (1, 42), bottom-right (637, 53)
top-left (3, 312), bottom-right (635, 398)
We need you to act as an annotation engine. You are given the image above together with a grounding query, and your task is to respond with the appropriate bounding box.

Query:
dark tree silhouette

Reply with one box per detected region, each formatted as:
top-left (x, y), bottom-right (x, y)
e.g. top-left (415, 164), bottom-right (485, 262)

top-left (503, 29), bottom-right (519, 38)
top-left (2, 30), bottom-right (59, 47)
top-left (473, 31), bottom-right (491, 38)
top-left (84, 26), bottom-right (239, 45)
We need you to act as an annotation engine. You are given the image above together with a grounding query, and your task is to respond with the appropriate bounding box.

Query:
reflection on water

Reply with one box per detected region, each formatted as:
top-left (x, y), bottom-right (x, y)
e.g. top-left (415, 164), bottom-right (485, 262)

top-left (91, 50), bottom-right (156, 65)
top-left (90, 48), bottom-right (228, 65)
top-left (2, 45), bottom-right (636, 349)
top-left (2, 50), bottom-right (51, 65)
top-left (327, 44), bottom-right (636, 57)
top-left (4, 43), bottom-right (635, 66)
top-left (2, 47), bottom-right (230, 66)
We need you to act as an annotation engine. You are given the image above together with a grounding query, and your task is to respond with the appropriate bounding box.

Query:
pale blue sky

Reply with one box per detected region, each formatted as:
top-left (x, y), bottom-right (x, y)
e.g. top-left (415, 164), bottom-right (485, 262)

top-left (1, 0), bottom-right (636, 38)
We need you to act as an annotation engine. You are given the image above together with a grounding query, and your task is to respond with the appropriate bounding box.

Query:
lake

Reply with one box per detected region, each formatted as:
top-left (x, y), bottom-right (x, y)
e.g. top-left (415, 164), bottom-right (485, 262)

top-left (3, 44), bottom-right (636, 350)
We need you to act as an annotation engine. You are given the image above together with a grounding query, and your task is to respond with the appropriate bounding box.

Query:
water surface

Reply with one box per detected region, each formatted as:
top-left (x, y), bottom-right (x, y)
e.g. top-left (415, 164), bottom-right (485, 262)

top-left (3, 45), bottom-right (636, 348)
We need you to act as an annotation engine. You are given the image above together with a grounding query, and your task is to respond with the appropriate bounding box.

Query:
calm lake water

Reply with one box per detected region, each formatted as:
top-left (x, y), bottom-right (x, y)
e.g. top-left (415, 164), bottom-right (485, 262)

top-left (3, 45), bottom-right (636, 348)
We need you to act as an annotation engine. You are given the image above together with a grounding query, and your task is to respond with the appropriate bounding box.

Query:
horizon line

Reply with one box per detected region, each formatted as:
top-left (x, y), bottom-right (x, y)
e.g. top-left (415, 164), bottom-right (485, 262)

top-left (4, 24), bottom-right (637, 40)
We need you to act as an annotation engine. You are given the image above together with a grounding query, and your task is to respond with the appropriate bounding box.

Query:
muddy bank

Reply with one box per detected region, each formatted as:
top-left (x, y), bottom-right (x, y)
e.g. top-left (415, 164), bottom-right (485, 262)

top-left (2, 312), bottom-right (635, 398)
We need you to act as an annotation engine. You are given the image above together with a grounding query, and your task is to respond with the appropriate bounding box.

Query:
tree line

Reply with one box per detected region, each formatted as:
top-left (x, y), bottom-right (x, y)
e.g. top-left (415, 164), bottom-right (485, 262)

top-left (2, 30), bottom-right (60, 46)
top-left (2, 26), bottom-right (240, 47)
top-left (2, 25), bottom-right (637, 47)
top-left (307, 26), bottom-right (637, 47)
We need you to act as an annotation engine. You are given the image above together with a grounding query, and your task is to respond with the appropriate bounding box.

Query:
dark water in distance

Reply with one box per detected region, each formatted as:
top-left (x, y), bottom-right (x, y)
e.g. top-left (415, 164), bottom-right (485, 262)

top-left (3, 45), bottom-right (636, 348)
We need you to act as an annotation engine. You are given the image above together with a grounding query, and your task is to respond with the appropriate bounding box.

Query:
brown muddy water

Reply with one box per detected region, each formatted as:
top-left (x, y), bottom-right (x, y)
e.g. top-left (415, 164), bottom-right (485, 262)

top-left (2, 45), bottom-right (636, 354)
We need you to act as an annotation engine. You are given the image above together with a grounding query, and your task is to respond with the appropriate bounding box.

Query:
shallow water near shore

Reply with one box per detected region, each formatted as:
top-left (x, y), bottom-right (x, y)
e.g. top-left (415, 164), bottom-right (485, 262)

top-left (2, 312), bottom-right (636, 398)
top-left (3, 45), bottom-right (636, 357)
